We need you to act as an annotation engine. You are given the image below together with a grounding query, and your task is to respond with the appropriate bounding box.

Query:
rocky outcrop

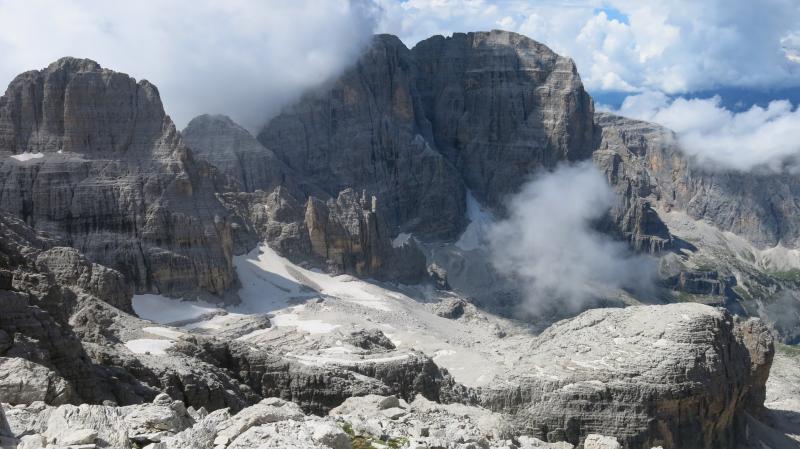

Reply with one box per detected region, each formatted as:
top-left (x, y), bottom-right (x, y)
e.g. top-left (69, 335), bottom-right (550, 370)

top-left (35, 247), bottom-right (132, 313)
top-left (182, 114), bottom-right (313, 195)
top-left (258, 34), bottom-right (467, 240)
top-left (304, 189), bottom-right (426, 282)
top-left (412, 30), bottom-right (595, 207)
top-left (0, 357), bottom-right (75, 405)
top-left (663, 271), bottom-right (735, 297)
top-left (0, 212), bottom-right (159, 405)
top-left (220, 187), bottom-right (427, 283)
top-left (594, 112), bottom-right (800, 249)
top-left (0, 57), bottom-right (237, 300)
top-left (450, 303), bottom-right (774, 449)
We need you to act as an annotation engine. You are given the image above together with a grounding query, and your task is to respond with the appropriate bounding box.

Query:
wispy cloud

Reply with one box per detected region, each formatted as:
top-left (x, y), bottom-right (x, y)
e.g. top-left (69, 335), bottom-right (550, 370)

top-left (613, 91), bottom-right (800, 171)
top-left (488, 161), bottom-right (656, 314)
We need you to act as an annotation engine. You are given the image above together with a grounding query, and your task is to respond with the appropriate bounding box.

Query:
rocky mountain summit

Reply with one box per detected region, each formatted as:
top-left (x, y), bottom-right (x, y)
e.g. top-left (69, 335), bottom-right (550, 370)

top-left (0, 58), bottom-right (236, 300)
top-left (0, 29), bottom-right (799, 449)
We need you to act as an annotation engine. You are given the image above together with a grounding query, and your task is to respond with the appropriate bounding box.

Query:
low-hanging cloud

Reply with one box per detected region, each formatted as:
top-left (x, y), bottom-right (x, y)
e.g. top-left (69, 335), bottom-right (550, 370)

top-left (612, 91), bottom-right (800, 171)
top-left (488, 161), bottom-right (656, 314)
top-left (0, 0), bottom-right (378, 130)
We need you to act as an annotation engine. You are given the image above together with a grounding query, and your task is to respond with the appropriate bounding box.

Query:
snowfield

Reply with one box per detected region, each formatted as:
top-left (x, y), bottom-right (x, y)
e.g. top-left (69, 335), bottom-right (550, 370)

top-left (455, 191), bottom-right (494, 251)
top-left (132, 243), bottom-right (526, 387)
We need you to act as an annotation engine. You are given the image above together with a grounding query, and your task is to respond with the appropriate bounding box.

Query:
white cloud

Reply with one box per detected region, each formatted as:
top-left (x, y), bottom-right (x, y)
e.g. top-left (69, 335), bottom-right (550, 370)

top-left (376, 0), bottom-right (800, 94)
top-left (615, 92), bottom-right (800, 171)
top-left (488, 161), bottom-right (656, 313)
top-left (0, 0), bottom-right (378, 130)
top-left (783, 31), bottom-right (800, 63)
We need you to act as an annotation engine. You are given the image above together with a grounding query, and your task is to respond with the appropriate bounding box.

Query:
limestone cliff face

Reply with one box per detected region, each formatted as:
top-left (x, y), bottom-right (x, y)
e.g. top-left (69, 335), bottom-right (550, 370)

top-left (594, 112), bottom-right (800, 249)
top-left (258, 31), bottom-right (594, 239)
top-left (0, 58), bottom-right (237, 299)
top-left (447, 304), bottom-right (774, 449)
top-left (304, 189), bottom-right (426, 283)
top-left (182, 114), bottom-right (317, 196)
top-left (412, 30), bottom-right (595, 208)
top-left (258, 35), bottom-right (466, 240)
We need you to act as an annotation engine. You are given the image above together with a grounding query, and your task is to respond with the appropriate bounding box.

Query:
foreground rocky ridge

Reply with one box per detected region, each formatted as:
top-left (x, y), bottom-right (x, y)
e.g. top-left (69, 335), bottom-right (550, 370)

top-left (1, 393), bottom-right (638, 449)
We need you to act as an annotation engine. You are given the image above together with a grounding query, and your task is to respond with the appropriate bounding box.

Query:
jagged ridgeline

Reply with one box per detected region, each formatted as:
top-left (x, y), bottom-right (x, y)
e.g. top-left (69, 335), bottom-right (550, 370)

top-left (0, 30), bottom-right (797, 448)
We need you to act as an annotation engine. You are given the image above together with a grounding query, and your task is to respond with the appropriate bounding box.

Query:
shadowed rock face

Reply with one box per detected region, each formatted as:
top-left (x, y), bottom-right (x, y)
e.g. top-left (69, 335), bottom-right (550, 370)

top-left (412, 30), bottom-right (595, 208)
top-left (258, 30), bottom-right (594, 239)
top-left (258, 34), bottom-right (466, 240)
top-left (182, 114), bottom-right (316, 196)
top-left (0, 58), bottom-right (237, 299)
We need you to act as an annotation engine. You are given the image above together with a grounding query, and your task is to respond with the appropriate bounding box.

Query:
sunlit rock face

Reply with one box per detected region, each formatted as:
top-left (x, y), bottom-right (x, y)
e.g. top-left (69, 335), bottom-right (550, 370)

top-left (453, 303), bottom-right (774, 449)
top-left (0, 57), bottom-right (237, 300)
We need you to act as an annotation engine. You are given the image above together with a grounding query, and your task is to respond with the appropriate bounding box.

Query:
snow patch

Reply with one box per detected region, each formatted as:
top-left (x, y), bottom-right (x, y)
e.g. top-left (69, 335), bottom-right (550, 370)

top-left (125, 339), bottom-right (174, 355)
top-left (235, 245), bottom-right (395, 312)
top-left (270, 310), bottom-right (340, 334)
top-left (287, 352), bottom-right (410, 367)
top-left (10, 152), bottom-right (44, 162)
top-left (143, 327), bottom-right (184, 340)
top-left (455, 191), bottom-right (494, 251)
top-left (133, 294), bottom-right (223, 325)
top-left (392, 233), bottom-right (413, 248)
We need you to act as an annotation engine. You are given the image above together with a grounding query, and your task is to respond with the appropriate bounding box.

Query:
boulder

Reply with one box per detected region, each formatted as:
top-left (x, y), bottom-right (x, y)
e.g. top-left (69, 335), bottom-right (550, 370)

top-left (461, 303), bottom-right (774, 449)
top-left (583, 434), bottom-right (622, 449)
top-left (0, 357), bottom-right (75, 405)
top-left (309, 420), bottom-right (352, 449)
top-left (59, 428), bottom-right (98, 446)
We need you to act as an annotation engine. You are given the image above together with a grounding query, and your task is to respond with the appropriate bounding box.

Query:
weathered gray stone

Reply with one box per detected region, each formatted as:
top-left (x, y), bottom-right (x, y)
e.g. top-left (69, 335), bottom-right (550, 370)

top-left (594, 112), bottom-right (800, 250)
top-left (0, 357), bottom-right (75, 405)
top-left (59, 428), bottom-right (98, 446)
top-left (412, 31), bottom-right (595, 208)
top-left (0, 57), bottom-right (237, 300)
top-left (451, 303), bottom-right (774, 449)
top-left (583, 434), bottom-right (621, 449)
top-left (258, 34), bottom-right (467, 240)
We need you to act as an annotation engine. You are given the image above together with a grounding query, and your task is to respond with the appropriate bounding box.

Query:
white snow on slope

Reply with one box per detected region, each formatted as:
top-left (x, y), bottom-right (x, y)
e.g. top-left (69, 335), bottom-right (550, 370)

top-left (269, 306), bottom-right (340, 334)
top-left (133, 243), bottom-right (519, 387)
top-left (133, 294), bottom-right (223, 325)
top-left (125, 339), bottom-right (174, 355)
top-left (392, 233), bottom-right (412, 248)
top-left (10, 152), bottom-right (44, 161)
top-left (143, 327), bottom-right (185, 340)
top-left (455, 191), bottom-right (494, 251)
top-left (234, 245), bottom-right (396, 313)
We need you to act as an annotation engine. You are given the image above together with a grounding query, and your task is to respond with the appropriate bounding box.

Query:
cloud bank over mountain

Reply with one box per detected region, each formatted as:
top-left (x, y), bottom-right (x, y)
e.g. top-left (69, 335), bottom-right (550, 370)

top-left (488, 162), bottom-right (656, 314)
top-left (0, 0), bottom-right (378, 129)
top-left (609, 92), bottom-right (800, 172)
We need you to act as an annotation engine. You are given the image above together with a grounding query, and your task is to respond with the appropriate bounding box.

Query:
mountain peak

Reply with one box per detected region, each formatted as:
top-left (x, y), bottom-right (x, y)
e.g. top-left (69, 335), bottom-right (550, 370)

top-left (45, 56), bottom-right (102, 74)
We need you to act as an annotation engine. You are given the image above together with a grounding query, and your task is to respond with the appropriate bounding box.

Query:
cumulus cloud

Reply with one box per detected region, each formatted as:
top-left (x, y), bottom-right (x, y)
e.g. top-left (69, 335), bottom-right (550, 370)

top-left (614, 91), bottom-right (800, 171)
top-left (376, 0), bottom-right (800, 95)
top-left (0, 0), bottom-right (378, 130)
top-left (488, 161), bottom-right (656, 314)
